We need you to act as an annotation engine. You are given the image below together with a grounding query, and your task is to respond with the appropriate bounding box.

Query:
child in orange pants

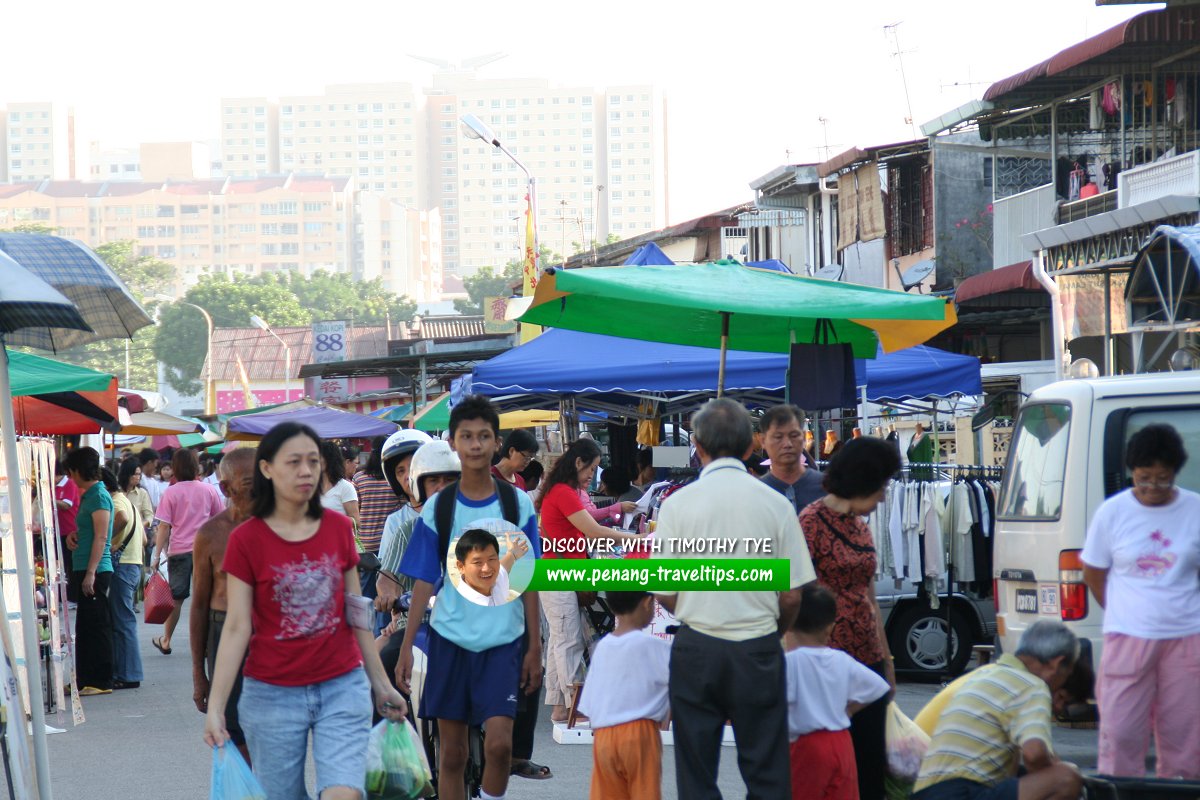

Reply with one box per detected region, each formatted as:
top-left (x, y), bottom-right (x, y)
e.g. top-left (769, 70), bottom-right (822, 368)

top-left (579, 591), bottom-right (671, 800)
top-left (786, 585), bottom-right (890, 800)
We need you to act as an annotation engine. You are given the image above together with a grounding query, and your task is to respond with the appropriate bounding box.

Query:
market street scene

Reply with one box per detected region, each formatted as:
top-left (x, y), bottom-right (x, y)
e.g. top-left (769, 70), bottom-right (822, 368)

top-left (2, 1), bottom-right (1200, 798)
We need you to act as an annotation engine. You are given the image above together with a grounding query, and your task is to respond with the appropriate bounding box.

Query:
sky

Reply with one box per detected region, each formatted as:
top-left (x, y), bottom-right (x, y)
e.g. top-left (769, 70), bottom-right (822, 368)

top-left (1, 0), bottom-right (1154, 223)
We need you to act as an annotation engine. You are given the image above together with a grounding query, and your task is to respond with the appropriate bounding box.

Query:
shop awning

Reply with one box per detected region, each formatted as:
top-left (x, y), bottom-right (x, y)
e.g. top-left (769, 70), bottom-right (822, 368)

top-left (955, 261), bottom-right (1043, 304)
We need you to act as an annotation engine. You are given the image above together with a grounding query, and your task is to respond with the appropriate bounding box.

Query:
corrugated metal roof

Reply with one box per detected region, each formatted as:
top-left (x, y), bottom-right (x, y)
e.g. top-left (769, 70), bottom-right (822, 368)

top-left (205, 325), bottom-right (390, 382)
top-left (985, 7), bottom-right (1200, 103)
top-left (414, 315), bottom-right (486, 339)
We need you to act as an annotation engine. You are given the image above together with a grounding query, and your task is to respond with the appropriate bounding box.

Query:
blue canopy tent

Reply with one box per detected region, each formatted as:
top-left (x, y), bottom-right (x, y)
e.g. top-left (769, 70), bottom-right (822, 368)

top-left (622, 242), bottom-right (675, 266)
top-left (463, 329), bottom-right (980, 416)
top-left (746, 259), bottom-right (794, 274)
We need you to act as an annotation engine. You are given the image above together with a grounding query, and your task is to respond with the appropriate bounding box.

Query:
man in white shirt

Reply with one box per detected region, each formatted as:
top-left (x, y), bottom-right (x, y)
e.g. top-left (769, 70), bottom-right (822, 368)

top-left (653, 398), bottom-right (816, 799)
top-left (138, 449), bottom-right (167, 510)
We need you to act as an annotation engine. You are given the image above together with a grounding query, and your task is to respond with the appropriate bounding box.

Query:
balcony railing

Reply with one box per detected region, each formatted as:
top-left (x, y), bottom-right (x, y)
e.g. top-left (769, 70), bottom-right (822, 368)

top-left (992, 183), bottom-right (1056, 268)
top-left (1058, 190), bottom-right (1117, 223)
top-left (1118, 150), bottom-right (1200, 208)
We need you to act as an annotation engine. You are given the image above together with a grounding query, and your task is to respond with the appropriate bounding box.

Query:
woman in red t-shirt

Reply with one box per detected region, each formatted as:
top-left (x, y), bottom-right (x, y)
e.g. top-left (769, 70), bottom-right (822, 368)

top-left (537, 438), bottom-right (642, 723)
top-left (203, 422), bottom-right (407, 799)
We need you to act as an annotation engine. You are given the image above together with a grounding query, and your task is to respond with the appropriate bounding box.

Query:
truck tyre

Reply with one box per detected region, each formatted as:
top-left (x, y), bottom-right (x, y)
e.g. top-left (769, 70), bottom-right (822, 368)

top-left (888, 604), bottom-right (974, 676)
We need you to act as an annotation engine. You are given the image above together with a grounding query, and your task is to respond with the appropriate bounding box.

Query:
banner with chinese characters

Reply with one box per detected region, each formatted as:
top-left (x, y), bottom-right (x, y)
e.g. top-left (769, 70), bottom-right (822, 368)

top-left (484, 297), bottom-right (518, 335)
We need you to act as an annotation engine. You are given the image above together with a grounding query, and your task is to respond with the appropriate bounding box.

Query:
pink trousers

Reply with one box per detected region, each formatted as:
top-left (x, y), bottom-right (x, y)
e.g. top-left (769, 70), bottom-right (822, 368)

top-left (1097, 632), bottom-right (1200, 778)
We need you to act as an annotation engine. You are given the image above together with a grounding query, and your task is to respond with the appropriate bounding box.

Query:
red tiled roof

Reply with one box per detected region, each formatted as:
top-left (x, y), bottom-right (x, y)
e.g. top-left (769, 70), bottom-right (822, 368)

top-left (0, 183), bottom-right (39, 199)
top-left (100, 181), bottom-right (167, 197)
top-left (225, 177), bottom-right (288, 194)
top-left (955, 261), bottom-right (1043, 304)
top-left (205, 325), bottom-right (390, 382)
top-left (289, 175), bottom-right (351, 192)
top-left (38, 180), bottom-right (98, 198)
top-left (414, 315), bottom-right (486, 339)
top-left (163, 179), bottom-right (228, 195)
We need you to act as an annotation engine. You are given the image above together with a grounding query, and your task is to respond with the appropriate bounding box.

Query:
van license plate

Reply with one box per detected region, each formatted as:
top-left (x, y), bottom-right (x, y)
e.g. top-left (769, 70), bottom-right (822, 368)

top-left (1015, 589), bottom-right (1038, 613)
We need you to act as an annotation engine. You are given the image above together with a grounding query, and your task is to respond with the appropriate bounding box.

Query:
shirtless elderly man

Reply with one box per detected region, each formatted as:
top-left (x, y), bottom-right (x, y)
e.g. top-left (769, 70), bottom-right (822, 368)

top-left (190, 448), bottom-right (255, 762)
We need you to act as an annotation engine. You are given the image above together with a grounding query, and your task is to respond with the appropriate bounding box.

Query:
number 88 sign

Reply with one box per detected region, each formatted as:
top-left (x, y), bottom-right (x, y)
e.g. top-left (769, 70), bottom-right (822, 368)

top-left (311, 320), bottom-right (347, 364)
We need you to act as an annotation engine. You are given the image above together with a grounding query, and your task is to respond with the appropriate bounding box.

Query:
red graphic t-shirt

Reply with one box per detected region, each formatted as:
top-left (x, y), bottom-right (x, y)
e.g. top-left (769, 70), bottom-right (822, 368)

top-left (223, 510), bottom-right (362, 686)
top-left (799, 500), bottom-right (886, 666)
top-left (540, 482), bottom-right (589, 559)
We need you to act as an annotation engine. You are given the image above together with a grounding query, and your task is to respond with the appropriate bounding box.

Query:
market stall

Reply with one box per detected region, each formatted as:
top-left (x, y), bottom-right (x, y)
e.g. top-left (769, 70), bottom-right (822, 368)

top-left (223, 403), bottom-right (399, 441)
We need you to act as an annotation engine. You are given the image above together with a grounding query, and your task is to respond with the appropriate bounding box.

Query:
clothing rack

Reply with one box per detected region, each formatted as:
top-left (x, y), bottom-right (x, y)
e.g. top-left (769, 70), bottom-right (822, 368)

top-left (897, 463), bottom-right (1002, 679)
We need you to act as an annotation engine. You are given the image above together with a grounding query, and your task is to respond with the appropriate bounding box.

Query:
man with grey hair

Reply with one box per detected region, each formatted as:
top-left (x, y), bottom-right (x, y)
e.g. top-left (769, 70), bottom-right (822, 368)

top-left (653, 398), bottom-right (816, 799)
top-left (913, 620), bottom-right (1082, 800)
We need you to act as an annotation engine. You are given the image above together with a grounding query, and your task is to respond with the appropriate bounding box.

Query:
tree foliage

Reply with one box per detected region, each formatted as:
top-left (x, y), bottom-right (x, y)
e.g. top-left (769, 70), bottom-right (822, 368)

top-left (154, 271), bottom-right (418, 394)
top-left (452, 244), bottom-right (556, 315)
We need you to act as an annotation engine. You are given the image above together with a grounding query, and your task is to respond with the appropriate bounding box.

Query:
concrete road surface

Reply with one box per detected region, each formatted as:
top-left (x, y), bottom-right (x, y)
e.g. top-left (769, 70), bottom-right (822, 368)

top-left (46, 600), bottom-right (1098, 798)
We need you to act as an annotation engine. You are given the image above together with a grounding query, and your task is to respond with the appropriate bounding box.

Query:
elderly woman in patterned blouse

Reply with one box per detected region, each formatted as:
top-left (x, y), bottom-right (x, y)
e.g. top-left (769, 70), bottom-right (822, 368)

top-left (798, 436), bottom-right (901, 800)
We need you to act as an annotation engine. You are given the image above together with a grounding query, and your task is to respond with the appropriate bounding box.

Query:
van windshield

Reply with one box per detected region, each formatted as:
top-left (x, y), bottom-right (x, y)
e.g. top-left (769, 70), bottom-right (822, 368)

top-left (999, 403), bottom-right (1071, 520)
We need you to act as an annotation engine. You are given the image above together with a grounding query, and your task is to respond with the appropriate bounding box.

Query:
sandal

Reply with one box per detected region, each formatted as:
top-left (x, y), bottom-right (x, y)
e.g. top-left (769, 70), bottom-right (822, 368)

top-left (152, 637), bottom-right (172, 655)
top-left (510, 760), bottom-right (552, 780)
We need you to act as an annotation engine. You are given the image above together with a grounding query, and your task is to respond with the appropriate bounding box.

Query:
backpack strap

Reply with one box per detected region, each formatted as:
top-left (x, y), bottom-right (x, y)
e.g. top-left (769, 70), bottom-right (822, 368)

top-left (494, 477), bottom-right (521, 527)
top-left (434, 480), bottom-right (460, 578)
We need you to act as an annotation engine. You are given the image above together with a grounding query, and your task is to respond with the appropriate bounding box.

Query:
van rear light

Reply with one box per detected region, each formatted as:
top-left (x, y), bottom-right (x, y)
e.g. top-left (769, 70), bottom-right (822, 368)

top-left (1059, 550), bottom-right (1088, 622)
top-left (993, 579), bottom-right (999, 612)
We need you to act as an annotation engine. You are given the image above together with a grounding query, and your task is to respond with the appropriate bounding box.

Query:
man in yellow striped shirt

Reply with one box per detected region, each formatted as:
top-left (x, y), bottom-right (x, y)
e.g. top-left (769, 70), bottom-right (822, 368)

top-left (913, 621), bottom-right (1082, 800)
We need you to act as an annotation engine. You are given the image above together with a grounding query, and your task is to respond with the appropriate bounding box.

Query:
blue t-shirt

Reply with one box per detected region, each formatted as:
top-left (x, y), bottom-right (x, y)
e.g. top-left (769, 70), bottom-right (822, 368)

top-left (73, 482), bottom-right (114, 574)
top-left (399, 488), bottom-right (540, 653)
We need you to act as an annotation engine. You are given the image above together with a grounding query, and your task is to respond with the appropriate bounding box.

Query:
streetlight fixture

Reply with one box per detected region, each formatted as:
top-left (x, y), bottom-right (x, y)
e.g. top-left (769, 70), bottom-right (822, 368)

top-left (250, 314), bottom-right (293, 401)
top-left (154, 294), bottom-right (215, 413)
top-left (461, 112), bottom-right (539, 289)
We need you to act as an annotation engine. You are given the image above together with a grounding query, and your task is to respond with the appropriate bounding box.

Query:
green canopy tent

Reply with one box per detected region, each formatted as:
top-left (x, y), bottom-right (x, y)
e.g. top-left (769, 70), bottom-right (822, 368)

top-left (9, 350), bottom-right (119, 434)
top-left (409, 394), bottom-right (451, 432)
top-left (519, 260), bottom-right (958, 394)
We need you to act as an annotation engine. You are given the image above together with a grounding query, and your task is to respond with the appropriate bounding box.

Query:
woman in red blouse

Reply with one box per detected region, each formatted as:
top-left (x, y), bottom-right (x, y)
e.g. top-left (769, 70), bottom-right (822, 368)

top-left (537, 438), bottom-right (641, 723)
top-left (798, 437), bottom-right (901, 800)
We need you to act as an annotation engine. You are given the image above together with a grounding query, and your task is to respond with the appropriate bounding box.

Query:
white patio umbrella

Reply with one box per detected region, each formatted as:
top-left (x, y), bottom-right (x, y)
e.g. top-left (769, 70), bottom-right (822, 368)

top-left (0, 235), bottom-right (152, 800)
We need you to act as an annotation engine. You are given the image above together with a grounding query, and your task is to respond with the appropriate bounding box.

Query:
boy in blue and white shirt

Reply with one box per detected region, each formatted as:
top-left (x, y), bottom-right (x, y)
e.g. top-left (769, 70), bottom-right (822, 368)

top-left (398, 395), bottom-right (541, 800)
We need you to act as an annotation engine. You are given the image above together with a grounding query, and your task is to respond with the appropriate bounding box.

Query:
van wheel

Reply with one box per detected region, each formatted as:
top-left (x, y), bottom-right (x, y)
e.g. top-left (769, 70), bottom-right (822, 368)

top-left (889, 605), bottom-right (974, 676)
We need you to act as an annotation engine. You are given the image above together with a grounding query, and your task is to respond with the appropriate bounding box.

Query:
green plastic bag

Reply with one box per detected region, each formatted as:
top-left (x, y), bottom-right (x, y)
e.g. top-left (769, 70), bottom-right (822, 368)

top-left (365, 719), bottom-right (434, 800)
top-left (210, 745), bottom-right (267, 800)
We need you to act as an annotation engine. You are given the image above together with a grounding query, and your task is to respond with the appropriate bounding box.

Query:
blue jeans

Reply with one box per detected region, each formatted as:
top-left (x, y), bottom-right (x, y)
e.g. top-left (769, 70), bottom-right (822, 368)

top-left (108, 562), bottom-right (143, 682)
top-left (239, 667), bottom-right (372, 799)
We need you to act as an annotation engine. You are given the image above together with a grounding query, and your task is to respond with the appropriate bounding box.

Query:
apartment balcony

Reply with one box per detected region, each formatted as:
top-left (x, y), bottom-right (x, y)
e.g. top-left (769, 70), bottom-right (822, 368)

top-left (1058, 190), bottom-right (1117, 223)
top-left (991, 184), bottom-right (1057, 268)
top-left (1118, 150), bottom-right (1200, 208)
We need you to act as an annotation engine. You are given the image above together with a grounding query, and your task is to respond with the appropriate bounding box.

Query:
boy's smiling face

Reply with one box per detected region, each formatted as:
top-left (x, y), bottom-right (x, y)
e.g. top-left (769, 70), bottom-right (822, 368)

top-left (458, 544), bottom-right (500, 596)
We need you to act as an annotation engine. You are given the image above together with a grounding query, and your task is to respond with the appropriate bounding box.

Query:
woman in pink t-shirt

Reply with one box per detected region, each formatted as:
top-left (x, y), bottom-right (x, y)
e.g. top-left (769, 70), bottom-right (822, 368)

top-left (149, 449), bottom-right (225, 655)
top-left (203, 422), bottom-right (406, 798)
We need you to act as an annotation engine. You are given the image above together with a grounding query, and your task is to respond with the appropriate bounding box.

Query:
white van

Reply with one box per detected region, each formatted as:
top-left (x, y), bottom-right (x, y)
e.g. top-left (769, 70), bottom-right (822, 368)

top-left (993, 372), bottom-right (1200, 670)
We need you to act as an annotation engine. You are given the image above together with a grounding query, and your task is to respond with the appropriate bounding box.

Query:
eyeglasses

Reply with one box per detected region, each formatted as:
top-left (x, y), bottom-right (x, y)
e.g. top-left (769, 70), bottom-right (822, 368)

top-left (1133, 480), bottom-right (1175, 490)
top-left (520, 451), bottom-right (538, 463)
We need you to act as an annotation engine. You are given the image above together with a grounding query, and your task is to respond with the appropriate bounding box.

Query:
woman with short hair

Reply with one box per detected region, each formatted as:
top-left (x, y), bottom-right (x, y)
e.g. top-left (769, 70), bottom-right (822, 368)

top-left (64, 447), bottom-right (116, 695)
top-left (1082, 423), bottom-right (1200, 778)
top-left (798, 437), bottom-right (901, 800)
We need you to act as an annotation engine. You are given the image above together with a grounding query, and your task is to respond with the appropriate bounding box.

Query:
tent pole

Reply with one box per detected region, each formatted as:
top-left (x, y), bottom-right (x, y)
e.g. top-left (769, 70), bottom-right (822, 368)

top-left (0, 343), bottom-right (54, 800)
top-left (717, 312), bottom-right (730, 398)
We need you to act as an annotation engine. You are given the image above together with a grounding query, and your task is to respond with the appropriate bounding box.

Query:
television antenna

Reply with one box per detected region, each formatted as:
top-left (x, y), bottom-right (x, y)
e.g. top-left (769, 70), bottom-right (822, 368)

top-left (884, 22), bottom-right (918, 139)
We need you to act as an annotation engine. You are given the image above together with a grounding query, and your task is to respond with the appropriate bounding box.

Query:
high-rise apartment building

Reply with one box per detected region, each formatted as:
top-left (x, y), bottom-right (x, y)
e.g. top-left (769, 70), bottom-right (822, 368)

top-left (359, 195), bottom-right (442, 302)
top-left (218, 74), bottom-right (667, 279)
top-left (219, 98), bottom-right (279, 176)
top-left (427, 75), bottom-right (665, 276)
top-left (3, 102), bottom-right (85, 182)
top-left (276, 83), bottom-right (422, 209)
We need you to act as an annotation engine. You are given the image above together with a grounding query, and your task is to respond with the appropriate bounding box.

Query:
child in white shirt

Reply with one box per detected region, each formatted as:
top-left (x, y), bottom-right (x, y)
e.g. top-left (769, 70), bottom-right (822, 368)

top-left (785, 584), bottom-right (890, 800)
top-left (578, 591), bottom-right (671, 800)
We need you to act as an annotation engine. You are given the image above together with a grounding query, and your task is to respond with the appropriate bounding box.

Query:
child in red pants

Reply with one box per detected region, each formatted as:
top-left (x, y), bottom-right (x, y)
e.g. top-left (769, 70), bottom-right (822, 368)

top-left (578, 591), bottom-right (671, 800)
top-left (786, 585), bottom-right (890, 800)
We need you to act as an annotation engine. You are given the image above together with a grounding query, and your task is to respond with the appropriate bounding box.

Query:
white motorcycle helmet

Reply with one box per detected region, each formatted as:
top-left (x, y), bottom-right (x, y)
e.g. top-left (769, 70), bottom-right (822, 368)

top-left (407, 440), bottom-right (462, 505)
top-left (381, 428), bottom-right (433, 498)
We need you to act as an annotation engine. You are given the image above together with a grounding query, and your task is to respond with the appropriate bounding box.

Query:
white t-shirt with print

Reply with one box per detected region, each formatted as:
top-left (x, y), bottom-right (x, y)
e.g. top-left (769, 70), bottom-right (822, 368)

top-left (457, 564), bottom-right (510, 606)
top-left (1082, 487), bottom-right (1200, 639)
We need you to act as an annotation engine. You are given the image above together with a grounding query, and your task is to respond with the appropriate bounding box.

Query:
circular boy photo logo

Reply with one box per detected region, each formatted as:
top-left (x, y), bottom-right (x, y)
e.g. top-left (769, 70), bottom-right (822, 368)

top-left (445, 518), bottom-right (534, 607)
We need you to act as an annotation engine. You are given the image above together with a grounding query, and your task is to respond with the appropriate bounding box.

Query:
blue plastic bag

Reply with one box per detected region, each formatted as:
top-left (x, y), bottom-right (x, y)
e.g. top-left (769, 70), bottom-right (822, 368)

top-left (210, 745), bottom-right (267, 800)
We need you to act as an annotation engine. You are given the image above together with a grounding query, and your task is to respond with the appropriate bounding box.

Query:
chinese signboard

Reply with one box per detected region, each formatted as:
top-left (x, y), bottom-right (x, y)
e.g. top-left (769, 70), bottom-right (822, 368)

top-left (484, 296), bottom-right (518, 334)
top-left (312, 320), bottom-right (347, 364)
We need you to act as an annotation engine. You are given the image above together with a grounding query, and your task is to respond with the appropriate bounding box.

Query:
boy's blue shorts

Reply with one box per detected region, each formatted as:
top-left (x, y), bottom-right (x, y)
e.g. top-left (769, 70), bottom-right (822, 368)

top-left (420, 626), bottom-right (522, 725)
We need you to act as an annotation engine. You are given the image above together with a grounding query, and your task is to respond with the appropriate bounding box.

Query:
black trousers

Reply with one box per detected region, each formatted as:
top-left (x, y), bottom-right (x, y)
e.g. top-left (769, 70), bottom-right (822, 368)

top-left (849, 660), bottom-right (890, 800)
top-left (70, 570), bottom-right (114, 690)
top-left (669, 625), bottom-right (790, 800)
top-left (512, 634), bottom-right (539, 761)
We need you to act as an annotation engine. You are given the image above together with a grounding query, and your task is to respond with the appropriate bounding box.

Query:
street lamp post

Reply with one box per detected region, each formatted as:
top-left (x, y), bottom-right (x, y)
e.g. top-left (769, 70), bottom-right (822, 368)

top-left (461, 112), bottom-right (539, 280)
top-left (155, 295), bottom-right (214, 413)
top-left (250, 314), bottom-right (293, 401)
